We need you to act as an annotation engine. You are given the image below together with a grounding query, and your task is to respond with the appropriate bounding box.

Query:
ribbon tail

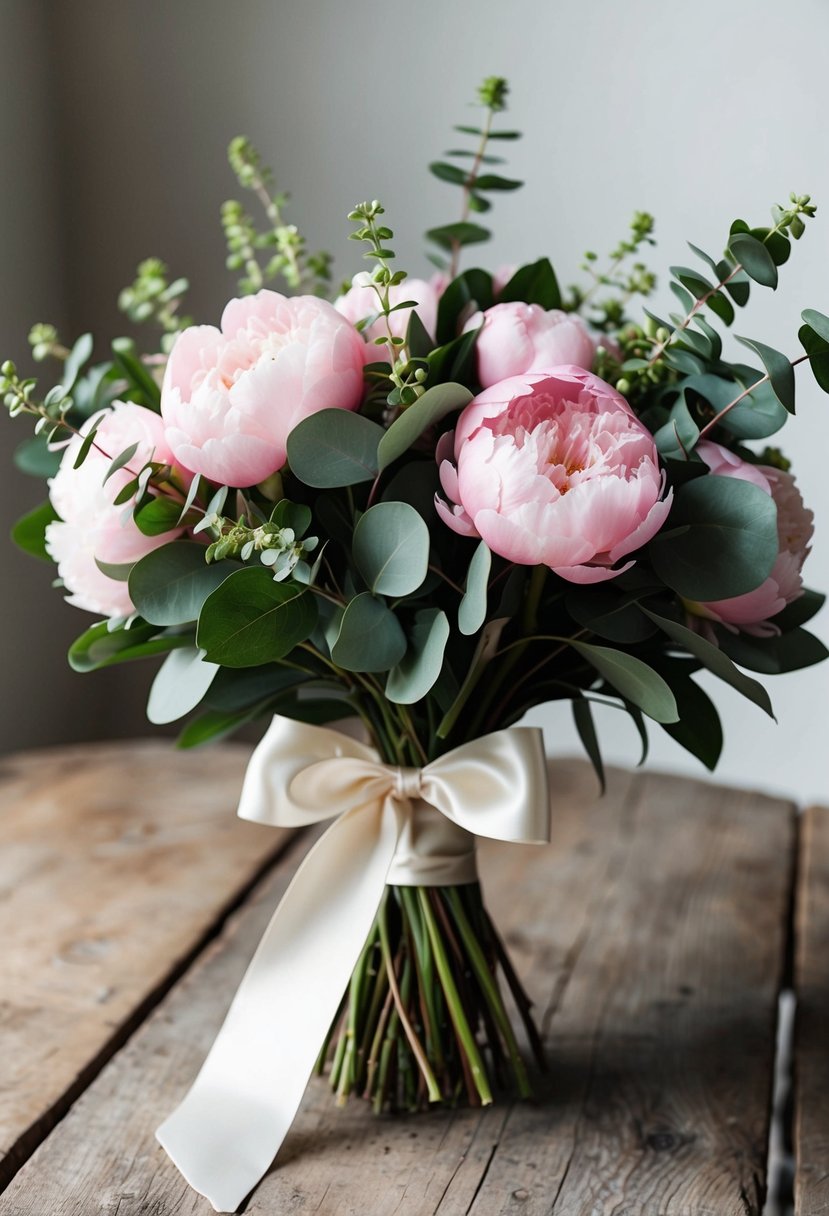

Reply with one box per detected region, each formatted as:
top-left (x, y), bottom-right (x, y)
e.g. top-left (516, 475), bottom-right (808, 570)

top-left (156, 801), bottom-right (399, 1212)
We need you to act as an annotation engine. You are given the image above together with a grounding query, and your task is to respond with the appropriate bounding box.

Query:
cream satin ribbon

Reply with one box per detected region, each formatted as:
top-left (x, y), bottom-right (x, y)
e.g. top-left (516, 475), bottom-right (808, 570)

top-left (156, 715), bottom-right (550, 1212)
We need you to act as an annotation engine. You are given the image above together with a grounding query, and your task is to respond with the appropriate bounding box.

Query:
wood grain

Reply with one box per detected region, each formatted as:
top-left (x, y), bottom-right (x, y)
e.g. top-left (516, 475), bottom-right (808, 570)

top-left (0, 759), bottom-right (795, 1216)
top-left (0, 740), bottom-right (292, 1186)
top-left (794, 805), bottom-right (829, 1216)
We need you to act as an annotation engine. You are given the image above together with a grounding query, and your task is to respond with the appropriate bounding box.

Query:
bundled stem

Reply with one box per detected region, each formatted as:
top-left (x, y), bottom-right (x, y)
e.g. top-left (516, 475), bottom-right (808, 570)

top-left (317, 882), bottom-right (543, 1111)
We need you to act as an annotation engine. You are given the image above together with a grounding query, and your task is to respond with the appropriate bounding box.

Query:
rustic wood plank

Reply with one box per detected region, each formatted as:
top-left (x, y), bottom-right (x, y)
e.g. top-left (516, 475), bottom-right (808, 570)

top-left (794, 805), bottom-right (829, 1216)
top-left (0, 760), bottom-right (794, 1216)
top-left (0, 740), bottom-right (292, 1186)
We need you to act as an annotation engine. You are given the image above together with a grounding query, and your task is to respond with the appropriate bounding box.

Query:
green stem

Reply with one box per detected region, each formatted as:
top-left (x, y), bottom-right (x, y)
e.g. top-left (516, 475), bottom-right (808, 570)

top-left (417, 888), bottom-right (492, 1105)
top-left (378, 891), bottom-right (441, 1102)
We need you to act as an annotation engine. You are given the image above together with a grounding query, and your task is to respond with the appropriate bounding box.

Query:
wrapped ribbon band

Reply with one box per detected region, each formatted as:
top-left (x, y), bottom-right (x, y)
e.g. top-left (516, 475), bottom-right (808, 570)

top-left (156, 715), bottom-right (550, 1212)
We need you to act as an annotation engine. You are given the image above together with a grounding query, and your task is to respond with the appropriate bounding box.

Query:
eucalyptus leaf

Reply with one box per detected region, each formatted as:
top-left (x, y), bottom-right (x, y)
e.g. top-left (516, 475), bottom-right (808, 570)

top-left (129, 541), bottom-right (234, 626)
top-left (146, 646), bottom-right (220, 724)
top-left (330, 592), bottom-right (407, 672)
top-left (377, 382), bottom-right (472, 471)
top-left (458, 540), bottom-right (491, 635)
top-left (426, 222), bottom-right (490, 252)
top-left (134, 496), bottom-right (186, 537)
top-left (287, 409), bottom-right (383, 487)
top-left (11, 500), bottom-right (58, 561)
top-left (68, 620), bottom-right (191, 673)
top-left (569, 641), bottom-right (679, 724)
top-left (735, 336), bottom-right (795, 413)
top-left (728, 233), bottom-right (777, 289)
top-left (798, 323), bottom-right (829, 394)
top-left (197, 567), bottom-right (317, 667)
top-left (649, 475), bottom-right (778, 600)
top-left (353, 501), bottom-right (430, 597)
top-left (386, 608), bottom-right (451, 703)
top-left (641, 607), bottom-right (774, 717)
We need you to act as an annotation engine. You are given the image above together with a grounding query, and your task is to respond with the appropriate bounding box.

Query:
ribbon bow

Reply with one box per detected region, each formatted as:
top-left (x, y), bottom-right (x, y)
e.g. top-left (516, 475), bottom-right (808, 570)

top-left (157, 715), bottom-right (550, 1212)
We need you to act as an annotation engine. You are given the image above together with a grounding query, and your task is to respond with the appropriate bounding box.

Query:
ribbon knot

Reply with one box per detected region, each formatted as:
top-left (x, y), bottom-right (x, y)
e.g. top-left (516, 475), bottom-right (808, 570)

top-left (393, 765), bottom-right (423, 803)
top-left (157, 715), bottom-right (550, 1212)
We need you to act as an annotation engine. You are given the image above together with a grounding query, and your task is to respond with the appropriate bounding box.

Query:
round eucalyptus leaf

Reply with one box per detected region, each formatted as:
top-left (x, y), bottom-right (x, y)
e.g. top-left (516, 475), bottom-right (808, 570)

top-left (353, 501), bottom-right (430, 597)
top-left (458, 541), bottom-right (491, 635)
top-left (147, 646), bottom-right (219, 724)
top-left (330, 592), bottom-right (407, 672)
top-left (196, 567), bottom-right (317, 667)
top-left (129, 541), bottom-right (234, 626)
top-left (286, 409), bottom-right (383, 487)
top-left (649, 475), bottom-right (778, 600)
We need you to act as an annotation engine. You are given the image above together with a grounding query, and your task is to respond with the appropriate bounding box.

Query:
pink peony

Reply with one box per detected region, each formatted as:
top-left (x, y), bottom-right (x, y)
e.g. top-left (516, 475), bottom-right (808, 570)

top-left (335, 273), bottom-right (441, 345)
top-left (464, 301), bottom-right (596, 387)
top-left (46, 401), bottom-right (181, 617)
top-left (690, 441), bottom-right (814, 636)
top-left (162, 291), bottom-right (366, 487)
top-left (435, 366), bottom-right (672, 583)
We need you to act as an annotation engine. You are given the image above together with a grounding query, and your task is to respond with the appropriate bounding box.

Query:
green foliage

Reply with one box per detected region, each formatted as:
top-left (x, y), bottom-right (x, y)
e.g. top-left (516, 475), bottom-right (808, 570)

top-left (68, 620), bottom-right (192, 674)
top-left (458, 541), bottom-right (491, 636)
top-left (119, 259), bottom-right (191, 352)
top-left (129, 542), bottom-right (234, 626)
top-left (330, 593), bottom-right (407, 672)
top-left (386, 608), bottom-right (450, 704)
top-left (146, 646), bottom-right (219, 725)
top-left (498, 259), bottom-right (562, 310)
top-left (11, 500), bottom-right (58, 561)
top-left (196, 567), bottom-right (317, 667)
top-left (287, 408), bottom-right (383, 487)
top-left (377, 382), bottom-right (472, 470)
top-left (571, 697), bottom-right (605, 792)
top-left (352, 502), bottom-right (430, 597)
top-left (568, 641), bottom-right (679, 724)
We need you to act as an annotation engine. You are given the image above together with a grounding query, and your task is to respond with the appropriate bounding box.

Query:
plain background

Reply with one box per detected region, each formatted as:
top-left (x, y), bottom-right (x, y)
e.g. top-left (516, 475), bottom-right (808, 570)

top-left (1, 0), bottom-right (827, 802)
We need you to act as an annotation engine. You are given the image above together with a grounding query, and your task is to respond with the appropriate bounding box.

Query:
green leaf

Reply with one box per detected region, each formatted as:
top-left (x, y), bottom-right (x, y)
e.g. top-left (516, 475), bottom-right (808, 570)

top-left (269, 499), bottom-right (312, 538)
top-left (642, 607), bottom-right (774, 717)
top-left (63, 333), bottom-right (94, 392)
top-left (205, 664), bottom-right (308, 712)
top-left (386, 608), bottom-right (450, 703)
top-left (428, 324), bottom-right (481, 384)
top-left (801, 308), bottom-right (829, 344)
top-left (11, 500), bottom-right (58, 561)
top-left (177, 706), bottom-right (261, 748)
top-left (728, 233), bottom-right (778, 289)
top-left (569, 642), bottom-right (678, 723)
top-left (406, 310), bottom-right (435, 358)
top-left (129, 541), bottom-right (234, 626)
top-left (435, 269), bottom-right (494, 344)
top-left (773, 588), bottom-right (824, 630)
top-left (473, 173), bottom-right (523, 191)
top-left (426, 222), bottom-right (490, 252)
top-left (72, 422), bottom-right (102, 470)
top-left (196, 567), bottom-right (317, 667)
top-left (798, 323), bottom-right (829, 394)
top-left (719, 625), bottom-right (828, 675)
top-left (14, 434), bottom-right (62, 478)
top-left (571, 697), bottom-right (605, 792)
top-left (497, 258), bottom-right (562, 310)
top-left (103, 441), bottom-right (140, 484)
top-left (660, 667), bottom-right (723, 771)
top-left (458, 540), bottom-right (491, 635)
top-left (378, 382), bottom-right (472, 470)
top-left (287, 409), bottom-right (383, 487)
top-left (735, 336), bottom-right (795, 412)
top-left (68, 620), bottom-right (191, 673)
top-left (565, 587), bottom-right (657, 644)
top-left (353, 501), bottom-right (430, 597)
top-left (134, 496), bottom-right (185, 537)
top-left (330, 592), bottom-right (407, 672)
top-left (429, 161), bottom-right (468, 185)
top-left (146, 645), bottom-right (219, 724)
top-left (111, 336), bottom-right (161, 409)
top-left (649, 475), bottom-right (778, 600)
top-left (94, 559), bottom-right (133, 582)
top-left (684, 370), bottom-right (787, 440)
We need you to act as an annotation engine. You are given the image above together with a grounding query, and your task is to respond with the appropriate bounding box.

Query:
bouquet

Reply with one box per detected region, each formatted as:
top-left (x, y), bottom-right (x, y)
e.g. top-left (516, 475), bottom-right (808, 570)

top-left (3, 76), bottom-right (826, 1211)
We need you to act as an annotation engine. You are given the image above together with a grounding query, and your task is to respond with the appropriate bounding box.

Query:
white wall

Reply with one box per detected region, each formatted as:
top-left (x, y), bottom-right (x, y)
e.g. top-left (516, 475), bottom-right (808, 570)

top-left (2, 0), bottom-right (827, 800)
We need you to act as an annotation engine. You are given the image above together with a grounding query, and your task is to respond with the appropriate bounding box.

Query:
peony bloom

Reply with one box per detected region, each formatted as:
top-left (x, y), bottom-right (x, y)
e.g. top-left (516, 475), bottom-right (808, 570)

top-left (46, 401), bottom-right (181, 617)
top-left (689, 441), bottom-right (814, 636)
top-left (464, 301), bottom-right (596, 387)
top-left (335, 273), bottom-right (441, 345)
top-left (435, 366), bottom-right (673, 583)
top-left (162, 291), bottom-right (366, 487)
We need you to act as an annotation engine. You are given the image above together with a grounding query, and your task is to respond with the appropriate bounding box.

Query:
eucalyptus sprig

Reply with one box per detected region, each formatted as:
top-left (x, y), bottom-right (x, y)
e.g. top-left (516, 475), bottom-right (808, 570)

top-left (571, 211), bottom-right (657, 329)
top-left (223, 136), bottom-right (332, 296)
top-left (347, 200), bottom-right (428, 410)
top-left (118, 259), bottom-right (193, 352)
top-left (201, 499), bottom-right (320, 584)
top-left (426, 76), bottom-right (523, 278)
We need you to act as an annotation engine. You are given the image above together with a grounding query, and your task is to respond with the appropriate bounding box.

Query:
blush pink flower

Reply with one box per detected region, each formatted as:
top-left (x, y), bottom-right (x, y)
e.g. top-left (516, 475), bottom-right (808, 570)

top-left (464, 301), bottom-right (596, 387)
top-left (335, 273), bottom-right (441, 345)
top-left (689, 441), bottom-right (814, 636)
top-left (162, 291), bottom-right (366, 487)
top-left (46, 401), bottom-right (181, 618)
top-left (435, 366), bottom-right (673, 583)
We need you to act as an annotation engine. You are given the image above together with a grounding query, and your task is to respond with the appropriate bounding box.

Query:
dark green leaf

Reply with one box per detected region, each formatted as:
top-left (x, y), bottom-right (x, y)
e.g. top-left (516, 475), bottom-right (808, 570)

top-left (642, 607), bottom-right (774, 717)
top-left (661, 668), bottom-right (723, 770)
top-left (205, 664), bottom-right (308, 712)
top-left (473, 173), bottom-right (523, 191)
top-left (129, 541), bottom-right (234, 626)
top-left (68, 620), bottom-right (191, 673)
top-left (565, 587), bottom-right (657, 644)
top-left (111, 336), bottom-right (161, 409)
top-left (196, 567), bottom-right (317, 667)
top-left (378, 382), bottom-right (472, 470)
top-left (728, 233), bottom-right (778, 289)
top-left (802, 308), bottom-right (829, 343)
top-left (406, 310), bottom-right (435, 358)
top-left (429, 161), bottom-right (467, 185)
top-left (269, 499), bottom-right (312, 538)
top-left (427, 324), bottom-right (481, 384)
top-left (798, 323), bottom-right (829, 394)
top-left (134, 496), bottom-right (185, 537)
top-left (11, 500), bottom-right (58, 561)
top-left (719, 625), bottom-right (828, 675)
top-left (735, 336), bottom-right (795, 412)
top-left (497, 258), bottom-right (562, 310)
top-left (330, 592), bottom-right (407, 672)
top-left (426, 222), bottom-right (490, 252)
top-left (773, 588), bottom-right (825, 631)
top-left (569, 641), bottom-right (679, 723)
top-left (435, 269), bottom-right (494, 344)
top-left (571, 697), bottom-right (605, 792)
top-left (177, 706), bottom-right (262, 748)
top-left (649, 475), bottom-right (778, 600)
top-left (287, 409), bottom-right (383, 487)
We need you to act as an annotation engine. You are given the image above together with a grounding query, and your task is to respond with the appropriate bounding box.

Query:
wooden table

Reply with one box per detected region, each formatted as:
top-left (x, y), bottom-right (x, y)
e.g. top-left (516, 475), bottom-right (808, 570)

top-left (0, 741), bottom-right (825, 1215)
